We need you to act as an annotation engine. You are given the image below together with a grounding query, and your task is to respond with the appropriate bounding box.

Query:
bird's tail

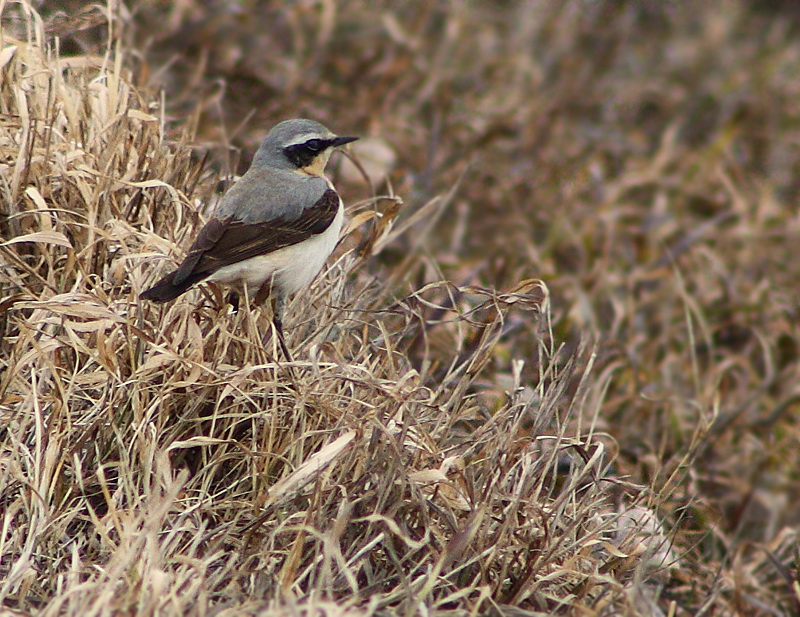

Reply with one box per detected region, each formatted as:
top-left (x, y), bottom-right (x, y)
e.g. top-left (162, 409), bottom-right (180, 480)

top-left (139, 270), bottom-right (208, 302)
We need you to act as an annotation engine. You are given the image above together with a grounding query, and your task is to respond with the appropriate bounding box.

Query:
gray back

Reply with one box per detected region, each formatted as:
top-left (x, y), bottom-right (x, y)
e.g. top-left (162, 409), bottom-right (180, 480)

top-left (214, 166), bottom-right (329, 223)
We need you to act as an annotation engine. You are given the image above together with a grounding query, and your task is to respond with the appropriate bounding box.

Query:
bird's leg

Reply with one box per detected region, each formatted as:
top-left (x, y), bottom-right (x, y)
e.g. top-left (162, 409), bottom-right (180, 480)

top-left (255, 278), bottom-right (292, 361)
top-left (271, 292), bottom-right (293, 362)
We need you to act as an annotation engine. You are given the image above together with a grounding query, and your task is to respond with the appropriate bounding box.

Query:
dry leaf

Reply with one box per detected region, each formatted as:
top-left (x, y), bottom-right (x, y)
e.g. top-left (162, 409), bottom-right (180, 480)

top-left (2, 231), bottom-right (73, 249)
top-left (266, 431), bottom-right (356, 505)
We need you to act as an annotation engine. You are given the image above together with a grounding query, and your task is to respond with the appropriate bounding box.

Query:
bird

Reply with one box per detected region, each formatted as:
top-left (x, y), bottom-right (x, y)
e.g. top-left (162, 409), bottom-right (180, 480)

top-left (139, 118), bottom-right (358, 360)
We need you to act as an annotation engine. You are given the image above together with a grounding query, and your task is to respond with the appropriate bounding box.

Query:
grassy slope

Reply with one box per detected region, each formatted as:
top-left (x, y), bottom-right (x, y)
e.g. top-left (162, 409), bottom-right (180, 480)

top-left (1, 2), bottom-right (798, 615)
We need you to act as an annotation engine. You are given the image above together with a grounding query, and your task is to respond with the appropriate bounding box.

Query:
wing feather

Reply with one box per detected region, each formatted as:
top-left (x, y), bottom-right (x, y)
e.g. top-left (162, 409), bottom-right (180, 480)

top-left (173, 188), bottom-right (340, 285)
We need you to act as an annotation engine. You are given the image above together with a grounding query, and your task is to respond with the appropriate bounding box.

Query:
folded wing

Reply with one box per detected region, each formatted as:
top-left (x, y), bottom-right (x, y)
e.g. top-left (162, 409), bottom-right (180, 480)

top-left (140, 188), bottom-right (340, 302)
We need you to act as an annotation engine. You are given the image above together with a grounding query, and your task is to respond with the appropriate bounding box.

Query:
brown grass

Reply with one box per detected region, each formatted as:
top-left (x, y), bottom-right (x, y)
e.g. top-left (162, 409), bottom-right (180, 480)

top-left (1, 2), bottom-right (799, 616)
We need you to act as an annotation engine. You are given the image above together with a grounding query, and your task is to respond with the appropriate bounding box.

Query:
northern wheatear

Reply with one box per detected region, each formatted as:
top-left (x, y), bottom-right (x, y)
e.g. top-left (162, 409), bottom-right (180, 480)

top-left (139, 118), bottom-right (358, 359)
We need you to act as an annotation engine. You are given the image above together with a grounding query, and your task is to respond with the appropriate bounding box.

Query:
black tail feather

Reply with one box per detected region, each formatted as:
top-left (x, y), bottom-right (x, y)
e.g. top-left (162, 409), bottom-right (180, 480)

top-left (139, 270), bottom-right (208, 302)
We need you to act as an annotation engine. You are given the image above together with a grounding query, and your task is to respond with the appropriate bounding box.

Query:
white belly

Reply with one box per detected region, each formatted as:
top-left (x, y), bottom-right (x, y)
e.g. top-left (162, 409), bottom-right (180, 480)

top-left (206, 204), bottom-right (343, 296)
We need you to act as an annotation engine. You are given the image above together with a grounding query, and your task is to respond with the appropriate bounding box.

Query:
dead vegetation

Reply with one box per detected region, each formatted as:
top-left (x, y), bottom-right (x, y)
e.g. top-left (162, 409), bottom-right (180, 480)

top-left (1, 2), bottom-right (798, 616)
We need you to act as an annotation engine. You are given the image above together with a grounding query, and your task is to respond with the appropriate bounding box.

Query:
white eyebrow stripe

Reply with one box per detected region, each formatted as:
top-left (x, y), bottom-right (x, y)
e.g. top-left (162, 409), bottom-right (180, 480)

top-left (283, 132), bottom-right (334, 147)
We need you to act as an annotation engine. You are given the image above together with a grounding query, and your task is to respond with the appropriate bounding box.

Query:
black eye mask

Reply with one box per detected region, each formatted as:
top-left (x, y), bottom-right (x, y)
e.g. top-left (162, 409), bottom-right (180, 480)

top-left (284, 139), bottom-right (334, 168)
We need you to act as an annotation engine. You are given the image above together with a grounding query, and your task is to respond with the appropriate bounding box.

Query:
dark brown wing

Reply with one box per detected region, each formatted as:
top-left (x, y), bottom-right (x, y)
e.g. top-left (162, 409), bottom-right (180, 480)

top-left (173, 188), bottom-right (340, 285)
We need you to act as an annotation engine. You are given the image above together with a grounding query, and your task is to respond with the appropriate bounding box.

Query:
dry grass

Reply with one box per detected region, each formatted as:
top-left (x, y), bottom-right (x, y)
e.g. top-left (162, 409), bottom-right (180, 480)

top-left (1, 1), bottom-right (799, 616)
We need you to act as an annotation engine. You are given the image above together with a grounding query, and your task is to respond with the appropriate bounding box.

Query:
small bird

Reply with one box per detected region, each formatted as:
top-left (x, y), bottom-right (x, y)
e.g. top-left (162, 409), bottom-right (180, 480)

top-left (139, 118), bottom-right (358, 359)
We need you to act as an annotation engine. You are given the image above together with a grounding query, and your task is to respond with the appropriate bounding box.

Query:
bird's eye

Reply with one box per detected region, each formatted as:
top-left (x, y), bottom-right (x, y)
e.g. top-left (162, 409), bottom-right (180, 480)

top-left (305, 139), bottom-right (323, 152)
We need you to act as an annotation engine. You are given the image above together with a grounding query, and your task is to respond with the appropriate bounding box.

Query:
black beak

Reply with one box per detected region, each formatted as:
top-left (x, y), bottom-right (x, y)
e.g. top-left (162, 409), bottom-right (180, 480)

top-left (332, 135), bottom-right (359, 147)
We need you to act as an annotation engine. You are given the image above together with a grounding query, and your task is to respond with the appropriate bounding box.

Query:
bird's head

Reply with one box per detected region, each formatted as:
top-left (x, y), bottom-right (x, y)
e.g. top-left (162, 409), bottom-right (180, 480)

top-left (254, 118), bottom-right (358, 177)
